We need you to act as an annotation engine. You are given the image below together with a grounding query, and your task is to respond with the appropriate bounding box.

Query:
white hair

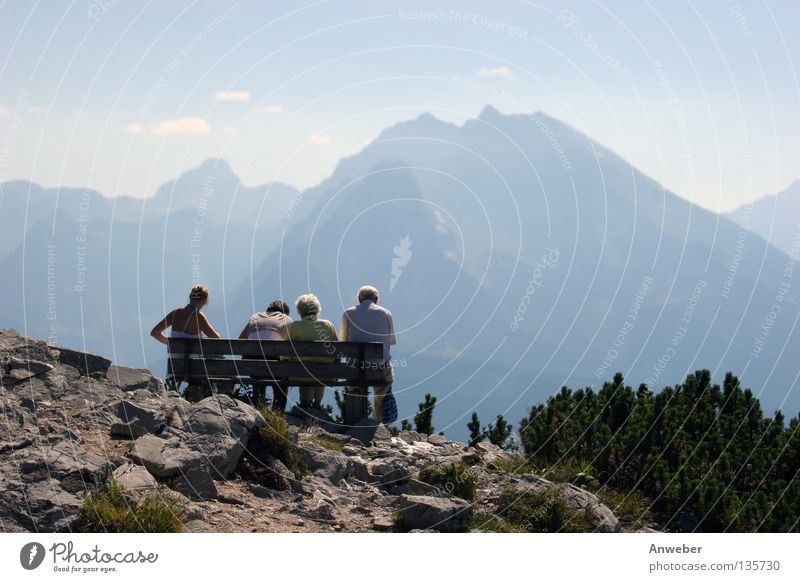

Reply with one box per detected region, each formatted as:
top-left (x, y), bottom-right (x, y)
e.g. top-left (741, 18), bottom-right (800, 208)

top-left (358, 285), bottom-right (379, 302)
top-left (295, 293), bottom-right (321, 317)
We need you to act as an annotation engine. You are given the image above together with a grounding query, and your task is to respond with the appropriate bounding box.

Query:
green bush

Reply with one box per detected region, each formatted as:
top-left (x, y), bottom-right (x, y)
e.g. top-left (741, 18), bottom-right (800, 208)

top-left (419, 462), bottom-right (477, 501)
top-left (499, 488), bottom-right (596, 533)
top-left (519, 370), bottom-right (800, 531)
top-left (77, 481), bottom-right (184, 533)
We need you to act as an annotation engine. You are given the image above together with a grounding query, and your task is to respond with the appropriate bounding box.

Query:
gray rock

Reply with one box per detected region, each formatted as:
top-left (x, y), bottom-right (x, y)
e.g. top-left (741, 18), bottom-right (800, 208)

top-left (473, 441), bottom-right (517, 464)
top-left (511, 474), bottom-right (620, 532)
top-left (390, 478), bottom-right (442, 497)
top-left (110, 421), bottom-right (148, 439)
top-left (344, 417), bottom-right (383, 445)
top-left (376, 465), bottom-right (411, 488)
top-left (300, 443), bottom-right (351, 485)
top-left (269, 458), bottom-right (297, 486)
top-left (396, 494), bottom-right (472, 533)
top-left (398, 430), bottom-right (426, 444)
top-left (0, 438), bottom-right (111, 532)
top-left (372, 517), bottom-right (395, 531)
top-left (3, 356), bottom-right (54, 382)
top-left (48, 344), bottom-right (111, 376)
top-left (159, 395), bottom-right (266, 478)
top-left (107, 365), bottom-right (161, 393)
top-left (113, 463), bottom-right (158, 495)
top-left (126, 435), bottom-right (169, 473)
top-left (348, 458), bottom-right (375, 483)
top-left (184, 519), bottom-right (215, 532)
top-left (115, 400), bottom-right (166, 435)
top-left (427, 434), bottom-right (449, 446)
top-left (173, 464), bottom-right (218, 500)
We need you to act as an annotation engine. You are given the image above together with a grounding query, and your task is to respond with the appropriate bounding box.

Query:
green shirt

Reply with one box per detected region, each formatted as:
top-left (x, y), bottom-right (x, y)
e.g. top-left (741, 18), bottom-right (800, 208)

top-left (286, 314), bottom-right (337, 343)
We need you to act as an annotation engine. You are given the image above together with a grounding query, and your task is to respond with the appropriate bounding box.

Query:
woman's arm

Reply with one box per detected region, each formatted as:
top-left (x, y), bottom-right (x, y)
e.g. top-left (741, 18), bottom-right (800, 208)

top-left (198, 312), bottom-right (221, 339)
top-left (150, 310), bottom-right (175, 345)
top-left (238, 322), bottom-right (251, 339)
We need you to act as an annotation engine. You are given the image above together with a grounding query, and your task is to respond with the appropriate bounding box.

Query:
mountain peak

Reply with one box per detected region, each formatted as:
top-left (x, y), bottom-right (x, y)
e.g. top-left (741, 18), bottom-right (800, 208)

top-left (377, 111), bottom-right (459, 140)
top-left (477, 104), bottom-right (503, 120)
top-left (197, 158), bottom-right (236, 178)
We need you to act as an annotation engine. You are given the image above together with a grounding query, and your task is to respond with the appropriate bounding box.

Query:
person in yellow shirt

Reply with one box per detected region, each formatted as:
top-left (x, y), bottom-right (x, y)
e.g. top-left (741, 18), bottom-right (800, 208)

top-left (286, 293), bottom-right (338, 408)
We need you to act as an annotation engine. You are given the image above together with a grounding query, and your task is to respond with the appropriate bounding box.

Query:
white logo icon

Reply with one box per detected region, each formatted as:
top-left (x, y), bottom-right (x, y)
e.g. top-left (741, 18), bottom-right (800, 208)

top-left (390, 235), bottom-right (413, 291)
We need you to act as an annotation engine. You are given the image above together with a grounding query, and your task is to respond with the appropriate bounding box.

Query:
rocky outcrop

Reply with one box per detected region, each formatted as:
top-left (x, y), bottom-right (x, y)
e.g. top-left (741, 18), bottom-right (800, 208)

top-left (0, 329), bottom-right (634, 533)
top-left (397, 495), bottom-right (472, 532)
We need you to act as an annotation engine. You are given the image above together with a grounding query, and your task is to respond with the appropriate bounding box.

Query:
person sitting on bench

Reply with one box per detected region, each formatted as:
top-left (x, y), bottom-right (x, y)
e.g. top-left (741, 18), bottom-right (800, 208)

top-left (340, 285), bottom-right (396, 423)
top-left (150, 284), bottom-right (221, 400)
top-left (286, 293), bottom-right (338, 409)
top-left (239, 299), bottom-right (293, 411)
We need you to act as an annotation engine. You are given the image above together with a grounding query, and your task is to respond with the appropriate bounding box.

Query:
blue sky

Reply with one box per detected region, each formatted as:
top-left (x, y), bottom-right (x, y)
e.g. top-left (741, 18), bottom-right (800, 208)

top-left (0, 0), bottom-right (798, 211)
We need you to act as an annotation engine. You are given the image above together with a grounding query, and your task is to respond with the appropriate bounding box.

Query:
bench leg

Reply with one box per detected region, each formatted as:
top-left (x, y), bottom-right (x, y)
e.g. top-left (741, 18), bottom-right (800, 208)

top-left (344, 385), bottom-right (369, 425)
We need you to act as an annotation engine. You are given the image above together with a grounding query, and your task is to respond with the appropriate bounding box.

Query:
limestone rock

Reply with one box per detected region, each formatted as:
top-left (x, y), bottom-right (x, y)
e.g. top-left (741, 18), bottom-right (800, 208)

top-left (110, 421), bottom-right (148, 439)
top-left (396, 494), bottom-right (472, 532)
top-left (107, 365), bottom-right (162, 393)
top-left (427, 434), bottom-right (448, 446)
top-left (113, 462), bottom-right (158, 500)
top-left (173, 464), bottom-right (218, 500)
top-left (301, 443), bottom-right (352, 485)
top-left (398, 430), bottom-right (426, 444)
top-left (48, 344), bottom-right (111, 376)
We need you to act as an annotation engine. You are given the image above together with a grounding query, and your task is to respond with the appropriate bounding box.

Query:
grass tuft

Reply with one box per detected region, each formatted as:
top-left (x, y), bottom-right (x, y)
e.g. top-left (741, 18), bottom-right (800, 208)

top-left (497, 488), bottom-right (597, 533)
top-left (77, 481), bottom-right (185, 533)
top-left (419, 462), bottom-right (477, 501)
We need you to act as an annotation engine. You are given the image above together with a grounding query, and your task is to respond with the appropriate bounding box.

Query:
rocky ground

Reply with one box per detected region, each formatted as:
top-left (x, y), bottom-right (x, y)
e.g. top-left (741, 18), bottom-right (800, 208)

top-left (0, 328), bottom-right (646, 533)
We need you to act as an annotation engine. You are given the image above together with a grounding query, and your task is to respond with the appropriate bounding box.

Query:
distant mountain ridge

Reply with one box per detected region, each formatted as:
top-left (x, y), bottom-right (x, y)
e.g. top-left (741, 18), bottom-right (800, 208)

top-left (725, 180), bottom-right (800, 257)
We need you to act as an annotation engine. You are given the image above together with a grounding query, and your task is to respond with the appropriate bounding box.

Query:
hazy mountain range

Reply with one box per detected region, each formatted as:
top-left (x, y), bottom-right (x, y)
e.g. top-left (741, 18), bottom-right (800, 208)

top-left (2, 106), bottom-right (799, 438)
top-left (725, 181), bottom-right (800, 257)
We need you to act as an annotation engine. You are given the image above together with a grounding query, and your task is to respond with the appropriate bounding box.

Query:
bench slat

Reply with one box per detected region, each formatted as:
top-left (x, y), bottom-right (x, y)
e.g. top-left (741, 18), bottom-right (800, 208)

top-left (167, 338), bottom-right (384, 359)
top-left (168, 357), bottom-right (388, 384)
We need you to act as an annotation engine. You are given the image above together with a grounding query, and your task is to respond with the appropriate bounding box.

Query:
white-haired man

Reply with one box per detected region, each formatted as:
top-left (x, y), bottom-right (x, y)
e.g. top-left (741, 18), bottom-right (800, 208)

top-left (340, 285), bottom-right (396, 423)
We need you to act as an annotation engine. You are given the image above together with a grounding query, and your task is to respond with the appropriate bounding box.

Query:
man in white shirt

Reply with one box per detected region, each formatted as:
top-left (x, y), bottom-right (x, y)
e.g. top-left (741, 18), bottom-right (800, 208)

top-left (340, 285), bottom-right (396, 422)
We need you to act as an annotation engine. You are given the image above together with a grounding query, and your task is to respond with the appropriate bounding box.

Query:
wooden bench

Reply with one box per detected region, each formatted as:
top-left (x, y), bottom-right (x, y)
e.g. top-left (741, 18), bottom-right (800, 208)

top-left (167, 338), bottom-right (386, 424)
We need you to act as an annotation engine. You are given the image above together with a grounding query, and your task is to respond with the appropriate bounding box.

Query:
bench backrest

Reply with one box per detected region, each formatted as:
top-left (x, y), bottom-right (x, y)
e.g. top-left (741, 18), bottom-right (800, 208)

top-left (167, 338), bottom-right (386, 386)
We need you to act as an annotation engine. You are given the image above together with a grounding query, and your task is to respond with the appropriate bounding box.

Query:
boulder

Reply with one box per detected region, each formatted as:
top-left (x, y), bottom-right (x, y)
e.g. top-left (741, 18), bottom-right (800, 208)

top-left (48, 344), bottom-right (111, 376)
top-left (0, 438), bottom-right (111, 532)
top-left (300, 443), bottom-right (352, 485)
top-left (107, 365), bottom-right (162, 393)
top-left (110, 421), bottom-right (147, 439)
top-left (114, 400), bottom-right (166, 435)
top-left (163, 395), bottom-right (266, 477)
top-left (510, 474), bottom-right (620, 532)
top-left (173, 464), bottom-right (218, 500)
top-left (113, 463), bottom-right (158, 498)
top-left (398, 430), bottom-right (426, 444)
top-left (473, 441), bottom-right (517, 464)
top-left (372, 464), bottom-right (411, 488)
top-left (344, 417), bottom-right (392, 445)
top-left (389, 478), bottom-right (442, 497)
top-left (396, 494), bottom-right (472, 532)
top-left (427, 434), bottom-right (449, 446)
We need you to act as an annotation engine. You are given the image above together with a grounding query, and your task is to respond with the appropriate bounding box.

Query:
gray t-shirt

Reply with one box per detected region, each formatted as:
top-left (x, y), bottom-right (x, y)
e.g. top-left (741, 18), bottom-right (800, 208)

top-left (340, 300), bottom-right (396, 361)
top-left (246, 311), bottom-right (292, 340)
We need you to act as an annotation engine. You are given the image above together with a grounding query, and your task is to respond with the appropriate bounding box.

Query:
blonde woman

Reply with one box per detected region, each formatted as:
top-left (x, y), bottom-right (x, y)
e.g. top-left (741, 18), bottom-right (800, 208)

top-left (286, 293), bottom-right (337, 408)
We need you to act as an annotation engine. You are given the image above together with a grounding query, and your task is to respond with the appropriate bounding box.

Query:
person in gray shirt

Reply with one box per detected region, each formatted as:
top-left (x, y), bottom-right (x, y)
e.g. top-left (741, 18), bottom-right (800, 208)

top-left (239, 299), bottom-right (293, 410)
top-left (340, 285), bottom-right (396, 422)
